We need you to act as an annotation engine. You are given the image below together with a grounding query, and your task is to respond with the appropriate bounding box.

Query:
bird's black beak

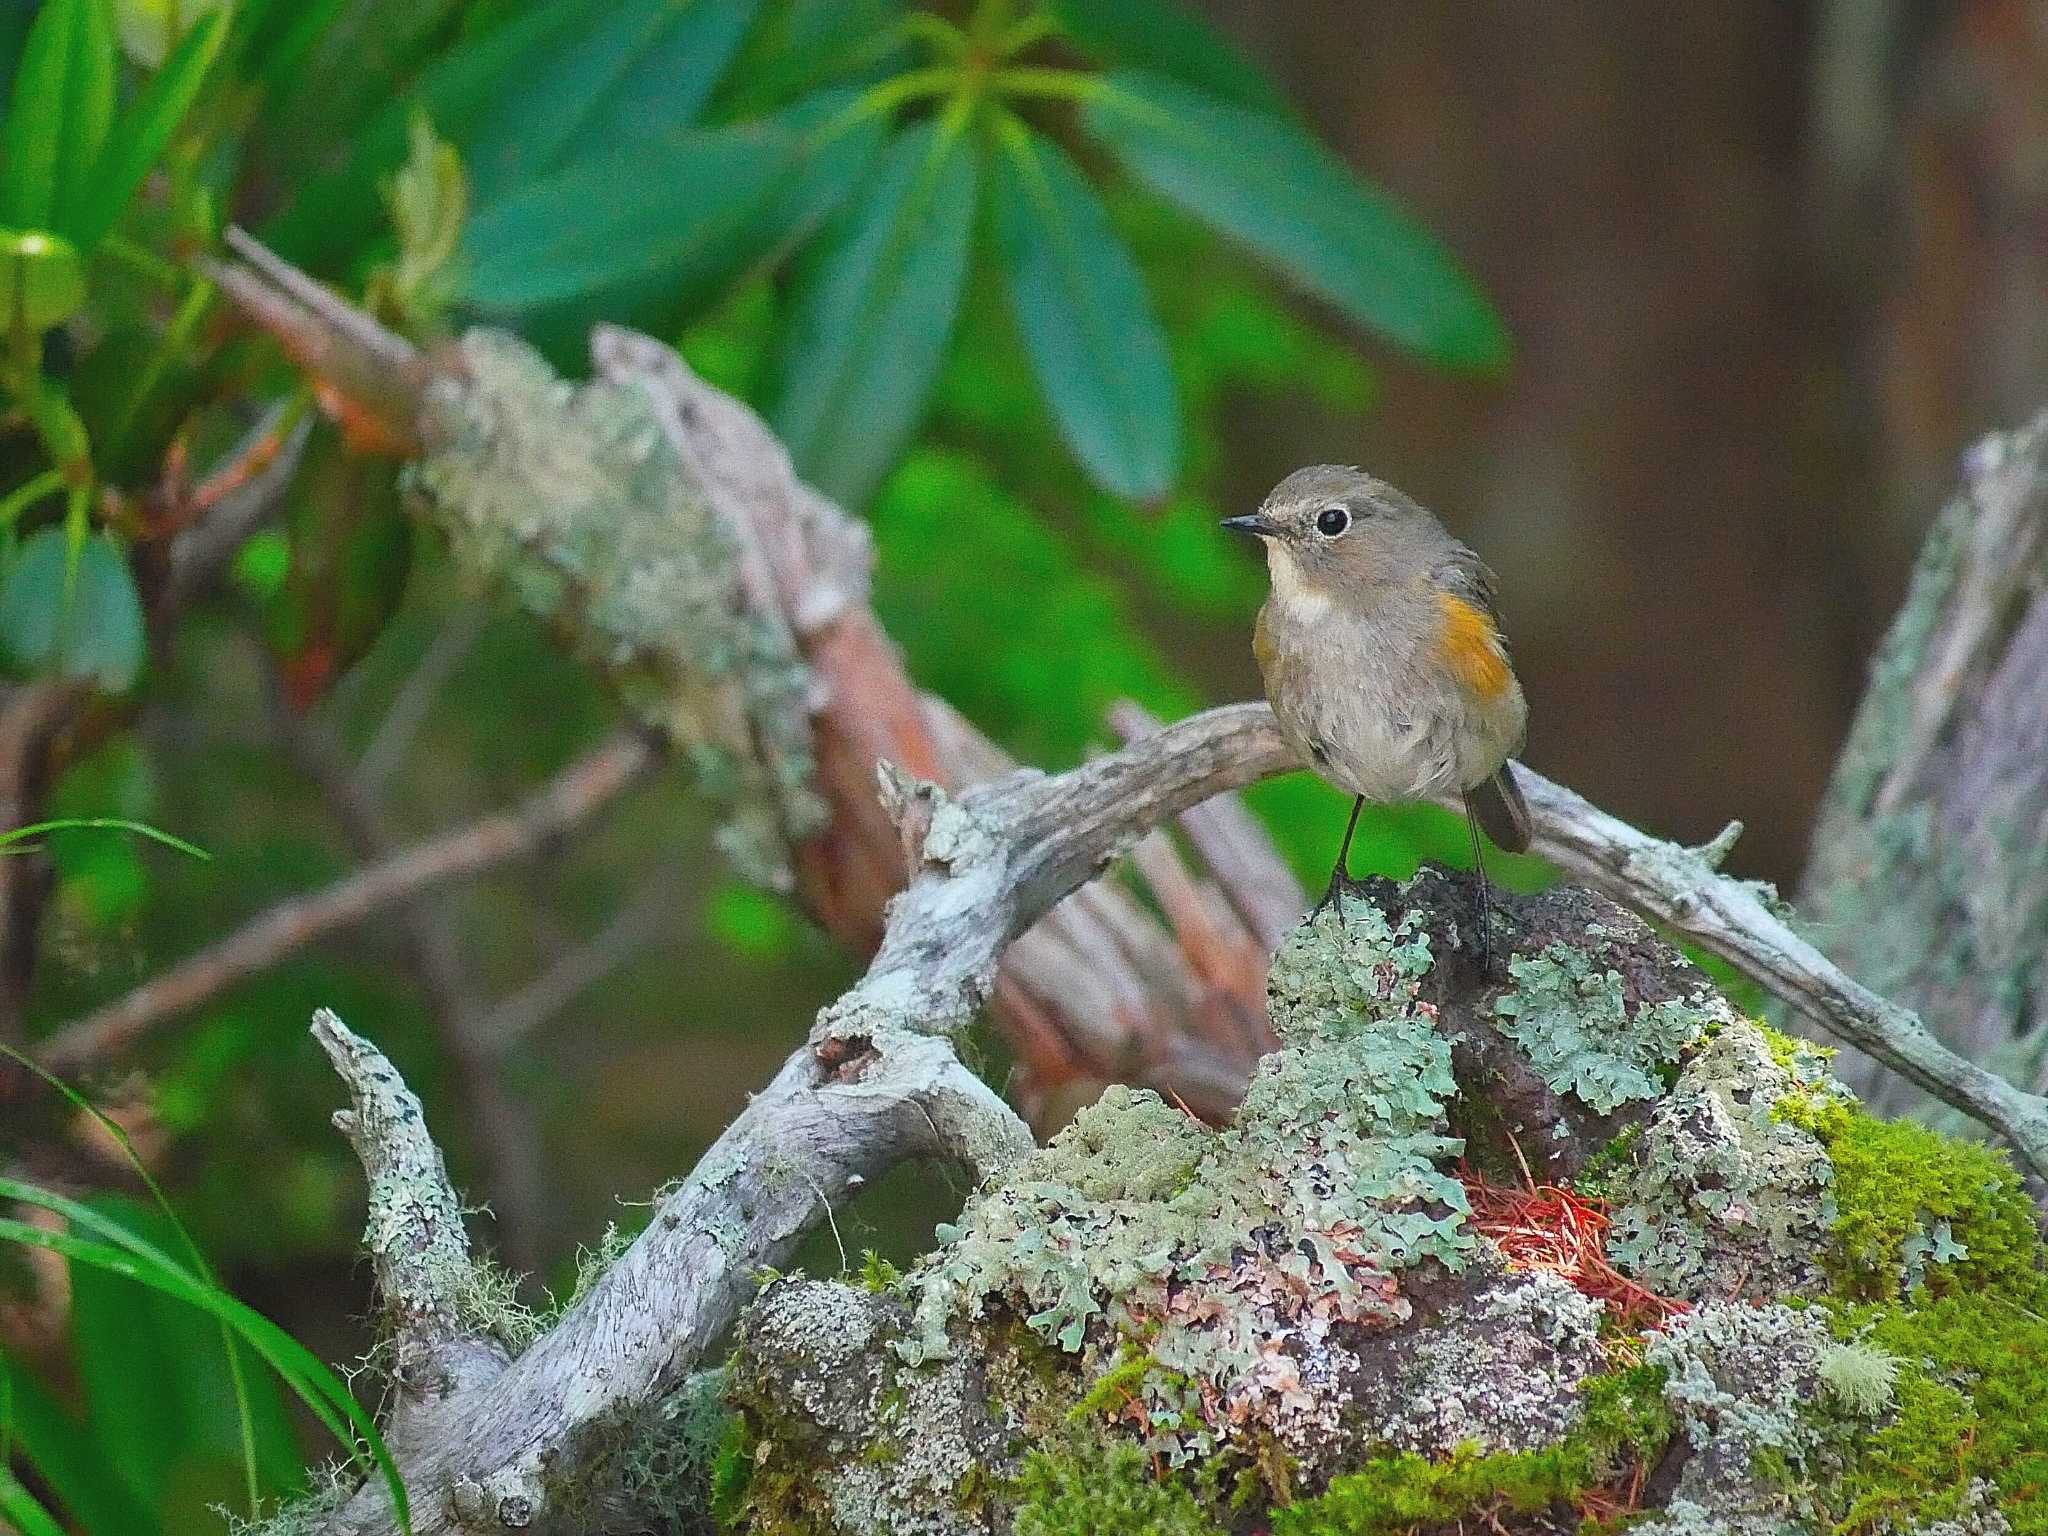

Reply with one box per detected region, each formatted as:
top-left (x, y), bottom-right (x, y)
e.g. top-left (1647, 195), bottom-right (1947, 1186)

top-left (1221, 513), bottom-right (1278, 540)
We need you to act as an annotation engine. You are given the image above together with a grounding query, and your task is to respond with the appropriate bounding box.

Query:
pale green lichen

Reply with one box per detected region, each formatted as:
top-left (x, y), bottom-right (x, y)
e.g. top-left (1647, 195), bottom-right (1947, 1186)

top-left (1607, 1020), bottom-right (1837, 1300)
top-left (408, 331), bottom-right (825, 886)
top-left (724, 875), bottom-right (2048, 1535)
top-left (1490, 942), bottom-right (1720, 1115)
top-left (1638, 1301), bottom-right (1839, 1534)
top-left (898, 900), bottom-right (1473, 1470)
top-left (1818, 1340), bottom-right (1901, 1416)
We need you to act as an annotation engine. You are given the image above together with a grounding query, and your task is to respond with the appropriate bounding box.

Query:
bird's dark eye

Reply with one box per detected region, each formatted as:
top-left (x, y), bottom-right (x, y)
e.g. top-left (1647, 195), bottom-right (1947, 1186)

top-left (1315, 506), bottom-right (1350, 537)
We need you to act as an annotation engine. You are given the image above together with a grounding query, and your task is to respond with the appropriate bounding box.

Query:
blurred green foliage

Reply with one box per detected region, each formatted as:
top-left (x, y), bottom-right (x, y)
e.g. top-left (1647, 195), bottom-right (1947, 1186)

top-left (0, 1), bottom-right (1521, 1530)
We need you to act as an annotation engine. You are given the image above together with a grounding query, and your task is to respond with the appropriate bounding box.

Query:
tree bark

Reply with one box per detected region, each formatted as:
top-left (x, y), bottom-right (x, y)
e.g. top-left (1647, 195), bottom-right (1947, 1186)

top-left (1799, 411), bottom-right (2048, 1114)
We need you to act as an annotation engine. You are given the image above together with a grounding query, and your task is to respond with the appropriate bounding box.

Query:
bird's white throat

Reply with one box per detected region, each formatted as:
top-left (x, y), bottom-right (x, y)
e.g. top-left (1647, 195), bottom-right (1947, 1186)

top-left (1265, 543), bottom-right (1333, 620)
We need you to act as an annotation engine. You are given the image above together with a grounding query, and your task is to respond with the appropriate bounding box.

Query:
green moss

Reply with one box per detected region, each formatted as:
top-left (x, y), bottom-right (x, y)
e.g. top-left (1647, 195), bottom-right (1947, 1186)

top-left (1811, 1294), bottom-right (2048, 1534)
top-left (1011, 1433), bottom-right (1226, 1536)
top-left (1813, 1109), bottom-right (2047, 1305)
top-left (1572, 1123), bottom-right (1644, 1203)
top-left (1269, 1366), bottom-right (1672, 1536)
top-left (857, 1250), bottom-right (904, 1293)
top-left (1069, 1345), bottom-right (1180, 1425)
top-left (708, 1415), bottom-right (753, 1532)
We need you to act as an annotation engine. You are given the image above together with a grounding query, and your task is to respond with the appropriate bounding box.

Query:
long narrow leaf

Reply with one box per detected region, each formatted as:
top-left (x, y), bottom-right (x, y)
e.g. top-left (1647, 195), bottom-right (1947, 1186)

top-left (69, 9), bottom-right (226, 251)
top-left (533, 0), bottom-right (760, 172)
top-left (0, 1466), bottom-right (68, 1536)
top-left (772, 118), bottom-right (978, 507)
top-left (0, 1356), bottom-right (154, 1536)
top-left (460, 122), bottom-right (797, 312)
top-left (270, 0), bottom-right (755, 266)
top-left (1082, 70), bottom-right (1509, 370)
top-left (0, 1220), bottom-right (411, 1531)
top-left (1044, 0), bottom-right (1288, 114)
top-left (0, 1046), bottom-right (268, 1512)
top-left (0, 0), bottom-right (116, 233)
top-left (0, 1194), bottom-right (410, 1531)
top-left (0, 815), bottom-right (210, 858)
top-left (990, 123), bottom-right (1177, 498)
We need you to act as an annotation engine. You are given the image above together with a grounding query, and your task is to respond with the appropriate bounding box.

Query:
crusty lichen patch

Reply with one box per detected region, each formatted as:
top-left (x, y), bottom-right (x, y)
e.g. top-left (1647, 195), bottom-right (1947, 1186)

top-left (1606, 1020), bottom-right (1838, 1300)
top-left (903, 898), bottom-right (1479, 1474)
top-left (408, 331), bottom-right (825, 885)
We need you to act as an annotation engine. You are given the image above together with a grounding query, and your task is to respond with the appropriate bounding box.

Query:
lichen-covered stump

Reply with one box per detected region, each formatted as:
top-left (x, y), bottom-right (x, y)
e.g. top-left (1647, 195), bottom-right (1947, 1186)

top-left (718, 871), bottom-right (2048, 1536)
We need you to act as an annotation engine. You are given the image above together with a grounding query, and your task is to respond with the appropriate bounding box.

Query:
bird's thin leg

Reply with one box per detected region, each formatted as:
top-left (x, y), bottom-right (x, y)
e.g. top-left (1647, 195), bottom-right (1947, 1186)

top-left (1309, 795), bottom-right (1366, 923)
top-left (1463, 794), bottom-right (1494, 971)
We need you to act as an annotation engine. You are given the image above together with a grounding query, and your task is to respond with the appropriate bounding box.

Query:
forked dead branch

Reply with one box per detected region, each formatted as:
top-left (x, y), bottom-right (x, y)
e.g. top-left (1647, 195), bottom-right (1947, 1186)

top-left (181, 233), bottom-right (2048, 1531)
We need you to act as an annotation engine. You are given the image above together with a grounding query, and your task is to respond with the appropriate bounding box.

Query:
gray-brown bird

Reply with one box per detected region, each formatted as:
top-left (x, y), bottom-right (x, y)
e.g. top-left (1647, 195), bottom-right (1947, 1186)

top-left (1225, 465), bottom-right (1531, 947)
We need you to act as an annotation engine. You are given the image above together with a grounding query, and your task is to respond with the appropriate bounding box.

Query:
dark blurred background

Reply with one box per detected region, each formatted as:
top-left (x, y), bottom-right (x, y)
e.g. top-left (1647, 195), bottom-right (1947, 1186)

top-left (5, 2), bottom-right (2046, 1526)
top-left (1212, 1), bottom-right (2041, 869)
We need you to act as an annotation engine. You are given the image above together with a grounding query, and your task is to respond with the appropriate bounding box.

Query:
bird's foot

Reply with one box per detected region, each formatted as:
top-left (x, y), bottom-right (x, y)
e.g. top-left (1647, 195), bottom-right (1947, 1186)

top-left (1308, 871), bottom-right (1352, 929)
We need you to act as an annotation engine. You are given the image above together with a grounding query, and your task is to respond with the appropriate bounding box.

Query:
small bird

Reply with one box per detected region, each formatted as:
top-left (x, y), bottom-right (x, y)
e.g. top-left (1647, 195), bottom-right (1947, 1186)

top-left (1225, 465), bottom-right (1531, 953)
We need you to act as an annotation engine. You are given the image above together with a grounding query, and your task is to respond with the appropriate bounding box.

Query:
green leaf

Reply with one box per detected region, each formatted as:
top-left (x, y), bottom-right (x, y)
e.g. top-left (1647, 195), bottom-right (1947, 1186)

top-left (740, 85), bottom-right (889, 268)
top-left (0, 528), bottom-right (147, 689)
top-left (112, 0), bottom-right (226, 68)
top-left (270, 0), bottom-right (755, 266)
top-left (0, 0), bottom-right (117, 236)
top-left (990, 125), bottom-right (1177, 499)
top-left (69, 1198), bottom-right (298, 1514)
top-left (0, 1468), bottom-right (67, 1536)
top-left (68, 7), bottom-right (225, 250)
top-left (1045, 0), bottom-right (1287, 114)
top-left (1083, 70), bottom-right (1509, 370)
top-left (0, 1204), bottom-right (411, 1533)
top-left (0, 815), bottom-right (208, 859)
top-left (460, 121), bottom-right (796, 312)
top-left (0, 1354), bottom-right (154, 1536)
top-left (538, 0), bottom-right (760, 171)
top-left (0, 2), bottom-right (36, 122)
top-left (0, 229), bottom-right (87, 332)
top-left (773, 118), bottom-right (978, 507)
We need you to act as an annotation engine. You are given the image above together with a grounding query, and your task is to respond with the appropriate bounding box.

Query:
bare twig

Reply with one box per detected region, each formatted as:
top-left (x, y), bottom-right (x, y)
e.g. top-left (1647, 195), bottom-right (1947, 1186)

top-left (38, 733), bottom-right (655, 1076)
top-left (164, 403), bottom-right (313, 610)
top-left (266, 655), bottom-right (555, 1270)
top-left (467, 873), bottom-right (681, 1056)
top-left (352, 609), bottom-right (486, 800)
top-left (0, 681), bottom-right (85, 1055)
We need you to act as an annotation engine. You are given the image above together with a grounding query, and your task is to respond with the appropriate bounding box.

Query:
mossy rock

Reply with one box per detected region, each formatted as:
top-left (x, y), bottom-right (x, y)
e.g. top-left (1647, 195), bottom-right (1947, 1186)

top-left (718, 870), bottom-right (2048, 1536)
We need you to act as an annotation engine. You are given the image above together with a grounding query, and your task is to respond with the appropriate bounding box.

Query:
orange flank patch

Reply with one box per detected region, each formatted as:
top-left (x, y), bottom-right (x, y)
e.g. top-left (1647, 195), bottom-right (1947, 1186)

top-left (1438, 592), bottom-right (1512, 700)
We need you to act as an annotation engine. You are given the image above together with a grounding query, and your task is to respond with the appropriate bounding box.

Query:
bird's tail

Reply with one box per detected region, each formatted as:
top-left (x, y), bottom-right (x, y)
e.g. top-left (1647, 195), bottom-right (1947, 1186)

top-left (1465, 762), bottom-right (1532, 854)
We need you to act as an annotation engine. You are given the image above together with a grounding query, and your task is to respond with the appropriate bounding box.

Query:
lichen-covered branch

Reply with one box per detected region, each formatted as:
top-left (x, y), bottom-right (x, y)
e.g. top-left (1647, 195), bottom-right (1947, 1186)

top-left (1507, 772), bottom-right (2048, 1178)
top-left (1799, 411), bottom-right (2048, 1113)
top-left (310, 1010), bottom-right (509, 1449)
top-left (207, 233), bottom-right (1290, 1127)
top-left (305, 707), bottom-right (1293, 1535)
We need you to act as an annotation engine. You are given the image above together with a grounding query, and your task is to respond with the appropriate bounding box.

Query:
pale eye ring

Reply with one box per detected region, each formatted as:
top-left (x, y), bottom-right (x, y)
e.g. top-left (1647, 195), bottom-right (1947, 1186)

top-left (1315, 506), bottom-right (1350, 537)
